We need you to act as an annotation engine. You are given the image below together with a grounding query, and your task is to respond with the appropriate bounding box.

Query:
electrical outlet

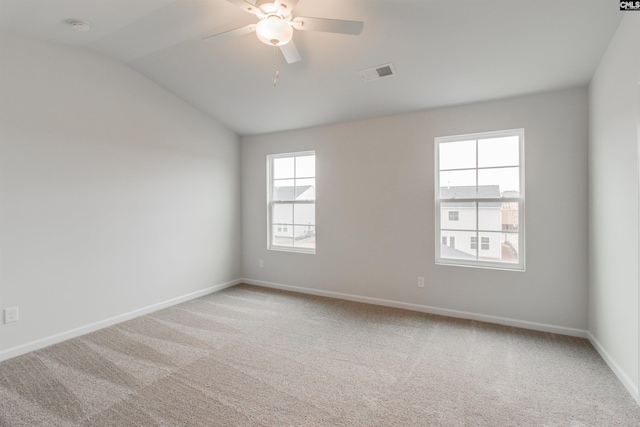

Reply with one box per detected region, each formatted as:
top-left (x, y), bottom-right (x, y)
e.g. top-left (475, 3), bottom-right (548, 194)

top-left (259, 259), bottom-right (264, 268)
top-left (417, 277), bottom-right (425, 288)
top-left (4, 307), bottom-right (18, 324)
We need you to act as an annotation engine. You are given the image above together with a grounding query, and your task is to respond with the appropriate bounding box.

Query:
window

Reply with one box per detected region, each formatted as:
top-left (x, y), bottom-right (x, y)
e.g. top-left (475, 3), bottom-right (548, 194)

top-left (442, 235), bottom-right (456, 248)
top-left (268, 151), bottom-right (316, 253)
top-left (435, 129), bottom-right (524, 270)
top-left (481, 237), bottom-right (490, 251)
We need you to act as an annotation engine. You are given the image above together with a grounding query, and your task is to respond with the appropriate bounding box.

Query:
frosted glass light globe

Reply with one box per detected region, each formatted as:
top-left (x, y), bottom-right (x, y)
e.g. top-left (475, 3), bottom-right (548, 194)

top-left (256, 16), bottom-right (293, 46)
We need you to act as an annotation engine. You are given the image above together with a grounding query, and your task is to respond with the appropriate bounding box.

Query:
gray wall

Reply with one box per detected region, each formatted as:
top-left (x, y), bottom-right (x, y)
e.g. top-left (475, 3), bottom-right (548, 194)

top-left (588, 14), bottom-right (640, 401)
top-left (242, 87), bottom-right (589, 334)
top-left (0, 35), bottom-right (242, 357)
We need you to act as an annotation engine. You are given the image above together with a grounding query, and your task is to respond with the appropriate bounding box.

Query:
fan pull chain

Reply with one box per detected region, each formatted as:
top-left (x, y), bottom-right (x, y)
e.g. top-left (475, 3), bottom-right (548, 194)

top-left (273, 45), bottom-right (280, 87)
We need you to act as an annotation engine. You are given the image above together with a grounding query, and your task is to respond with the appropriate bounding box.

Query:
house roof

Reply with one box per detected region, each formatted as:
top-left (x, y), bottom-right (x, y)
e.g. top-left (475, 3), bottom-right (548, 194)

top-left (440, 185), bottom-right (501, 208)
top-left (440, 244), bottom-right (476, 260)
top-left (501, 190), bottom-right (520, 198)
top-left (274, 185), bottom-right (313, 201)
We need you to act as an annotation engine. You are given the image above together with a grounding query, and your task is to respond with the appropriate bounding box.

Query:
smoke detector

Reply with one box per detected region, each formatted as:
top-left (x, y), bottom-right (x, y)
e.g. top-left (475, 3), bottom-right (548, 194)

top-left (358, 63), bottom-right (396, 82)
top-left (68, 20), bottom-right (91, 32)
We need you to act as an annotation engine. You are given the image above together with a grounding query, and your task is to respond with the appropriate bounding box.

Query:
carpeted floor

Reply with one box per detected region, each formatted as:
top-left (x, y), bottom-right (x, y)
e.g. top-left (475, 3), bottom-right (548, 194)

top-left (1, 284), bottom-right (639, 426)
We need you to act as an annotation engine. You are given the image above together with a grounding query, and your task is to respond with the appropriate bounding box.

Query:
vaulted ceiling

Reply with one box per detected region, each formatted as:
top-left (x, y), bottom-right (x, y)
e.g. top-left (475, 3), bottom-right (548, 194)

top-left (0, 0), bottom-right (623, 135)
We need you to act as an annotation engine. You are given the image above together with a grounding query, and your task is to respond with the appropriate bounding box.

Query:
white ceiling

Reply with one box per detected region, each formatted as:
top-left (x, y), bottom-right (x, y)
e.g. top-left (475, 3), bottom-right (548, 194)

top-left (0, 0), bottom-right (623, 136)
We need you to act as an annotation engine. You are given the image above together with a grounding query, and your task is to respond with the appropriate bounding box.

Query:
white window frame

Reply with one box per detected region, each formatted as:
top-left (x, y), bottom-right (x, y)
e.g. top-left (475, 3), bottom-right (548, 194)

top-left (267, 151), bottom-right (316, 254)
top-left (435, 129), bottom-right (525, 271)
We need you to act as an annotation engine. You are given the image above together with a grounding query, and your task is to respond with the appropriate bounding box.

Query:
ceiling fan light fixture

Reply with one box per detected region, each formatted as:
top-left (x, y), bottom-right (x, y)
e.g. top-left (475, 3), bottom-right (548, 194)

top-left (256, 16), bottom-right (293, 46)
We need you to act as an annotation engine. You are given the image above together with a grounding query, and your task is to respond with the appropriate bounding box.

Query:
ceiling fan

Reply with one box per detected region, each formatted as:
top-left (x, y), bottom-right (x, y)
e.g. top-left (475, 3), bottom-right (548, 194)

top-left (203, 0), bottom-right (364, 64)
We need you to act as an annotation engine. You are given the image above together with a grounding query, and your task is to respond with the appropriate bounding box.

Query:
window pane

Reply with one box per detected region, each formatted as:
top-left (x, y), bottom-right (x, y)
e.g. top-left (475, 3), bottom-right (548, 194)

top-left (476, 185), bottom-right (501, 199)
top-left (295, 178), bottom-right (316, 200)
top-left (501, 202), bottom-right (519, 231)
top-left (501, 232), bottom-right (520, 264)
top-left (273, 226), bottom-right (294, 247)
top-left (441, 202), bottom-right (475, 231)
top-left (439, 171), bottom-right (476, 198)
top-left (478, 232), bottom-right (501, 260)
top-left (273, 157), bottom-right (294, 179)
top-left (273, 203), bottom-right (293, 224)
top-left (294, 203), bottom-right (315, 226)
top-left (478, 167), bottom-right (520, 195)
top-left (293, 225), bottom-right (315, 249)
top-left (478, 136), bottom-right (519, 168)
top-left (440, 231), bottom-right (477, 259)
top-left (478, 202), bottom-right (502, 230)
top-left (273, 179), bottom-right (295, 200)
top-left (439, 140), bottom-right (476, 170)
top-left (296, 155), bottom-right (315, 178)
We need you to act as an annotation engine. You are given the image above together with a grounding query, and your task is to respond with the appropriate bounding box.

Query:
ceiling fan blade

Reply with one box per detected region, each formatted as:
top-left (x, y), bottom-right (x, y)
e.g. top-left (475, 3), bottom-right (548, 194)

top-left (292, 16), bottom-right (364, 35)
top-left (280, 41), bottom-right (302, 64)
top-left (226, 0), bottom-right (265, 18)
top-left (202, 24), bottom-right (256, 44)
top-left (276, 0), bottom-right (299, 15)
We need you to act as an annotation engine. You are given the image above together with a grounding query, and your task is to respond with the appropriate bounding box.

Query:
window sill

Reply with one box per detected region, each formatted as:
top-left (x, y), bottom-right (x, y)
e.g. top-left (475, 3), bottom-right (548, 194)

top-left (436, 258), bottom-right (525, 272)
top-left (268, 246), bottom-right (316, 255)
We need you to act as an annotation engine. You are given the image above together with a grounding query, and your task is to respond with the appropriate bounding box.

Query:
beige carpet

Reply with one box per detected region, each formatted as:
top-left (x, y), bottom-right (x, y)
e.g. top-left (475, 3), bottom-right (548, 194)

top-left (1, 284), bottom-right (639, 426)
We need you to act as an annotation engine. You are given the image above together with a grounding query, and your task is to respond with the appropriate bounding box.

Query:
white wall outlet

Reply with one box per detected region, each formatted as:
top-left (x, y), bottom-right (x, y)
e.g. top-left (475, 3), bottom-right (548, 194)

top-left (417, 277), bottom-right (425, 288)
top-left (259, 259), bottom-right (264, 268)
top-left (4, 307), bottom-right (18, 324)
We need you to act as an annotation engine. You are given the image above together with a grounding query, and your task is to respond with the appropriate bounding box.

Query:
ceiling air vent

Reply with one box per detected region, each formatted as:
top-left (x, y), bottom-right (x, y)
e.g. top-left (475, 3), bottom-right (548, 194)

top-left (358, 63), bottom-right (396, 82)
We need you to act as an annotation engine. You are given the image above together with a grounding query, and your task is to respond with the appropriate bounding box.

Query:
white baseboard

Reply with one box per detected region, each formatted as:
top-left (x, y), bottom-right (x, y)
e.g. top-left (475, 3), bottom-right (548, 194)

top-left (0, 279), bottom-right (242, 363)
top-left (588, 332), bottom-right (640, 404)
top-left (241, 278), bottom-right (589, 338)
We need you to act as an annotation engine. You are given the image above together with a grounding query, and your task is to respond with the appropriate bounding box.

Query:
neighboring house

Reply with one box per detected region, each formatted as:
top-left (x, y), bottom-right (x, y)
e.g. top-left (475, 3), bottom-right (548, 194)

top-left (500, 190), bottom-right (519, 231)
top-left (440, 185), bottom-right (502, 260)
top-left (273, 185), bottom-right (315, 240)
